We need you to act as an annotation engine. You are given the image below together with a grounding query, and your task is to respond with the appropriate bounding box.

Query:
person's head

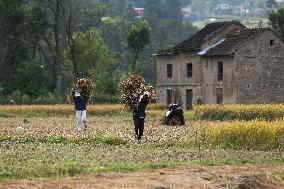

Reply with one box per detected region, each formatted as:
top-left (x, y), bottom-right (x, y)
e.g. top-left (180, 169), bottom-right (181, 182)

top-left (144, 91), bottom-right (150, 97)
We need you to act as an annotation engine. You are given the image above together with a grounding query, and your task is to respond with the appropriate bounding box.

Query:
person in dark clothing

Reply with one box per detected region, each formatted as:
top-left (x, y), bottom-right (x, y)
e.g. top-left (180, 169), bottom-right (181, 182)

top-left (72, 88), bottom-right (88, 135)
top-left (165, 104), bottom-right (185, 126)
top-left (133, 91), bottom-right (150, 144)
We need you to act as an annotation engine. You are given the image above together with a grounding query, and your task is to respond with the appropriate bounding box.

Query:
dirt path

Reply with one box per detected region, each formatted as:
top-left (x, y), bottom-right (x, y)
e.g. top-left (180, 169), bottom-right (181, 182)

top-left (1, 165), bottom-right (284, 189)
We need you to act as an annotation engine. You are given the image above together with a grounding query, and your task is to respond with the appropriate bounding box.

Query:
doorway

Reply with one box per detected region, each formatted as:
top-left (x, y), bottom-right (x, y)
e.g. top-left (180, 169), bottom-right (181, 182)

top-left (186, 89), bottom-right (193, 110)
top-left (216, 88), bottom-right (223, 104)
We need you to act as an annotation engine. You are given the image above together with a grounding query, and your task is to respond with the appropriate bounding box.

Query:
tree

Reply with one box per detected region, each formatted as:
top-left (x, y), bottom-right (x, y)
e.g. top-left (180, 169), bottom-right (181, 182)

top-left (266, 0), bottom-right (278, 9)
top-left (268, 6), bottom-right (284, 39)
top-left (127, 20), bottom-right (151, 72)
top-left (0, 0), bottom-right (49, 94)
top-left (255, 0), bottom-right (266, 8)
top-left (62, 0), bottom-right (110, 79)
top-left (39, 0), bottom-right (64, 91)
top-left (191, 0), bottom-right (205, 17)
top-left (162, 0), bottom-right (183, 20)
top-left (64, 28), bottom-right (117, 76)
top-left (15, 59), bottom-right (48, 97)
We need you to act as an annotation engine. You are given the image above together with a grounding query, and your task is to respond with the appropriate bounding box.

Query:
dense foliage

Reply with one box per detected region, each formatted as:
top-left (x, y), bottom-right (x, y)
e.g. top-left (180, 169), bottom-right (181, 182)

top-left (0, 0), bottom-right (197, 103)
top-left (2, 0), bottom-right (282, 104)
top-left (269, 6), bottom-right (284, 39)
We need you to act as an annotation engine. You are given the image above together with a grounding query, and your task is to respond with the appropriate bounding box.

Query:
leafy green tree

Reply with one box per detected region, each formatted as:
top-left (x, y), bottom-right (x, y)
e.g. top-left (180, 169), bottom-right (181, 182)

top-left (255, 0), bottom-right (266, 8)
top-left (14, 59), bottom-right (48, 97)
top-left (127, 20), bottom-right (151, 71)
top-left (191, 0), bottom-right (205, 17)
top-left (64, 28), bottom-right (117, 77)
top-left (266, 0), bottom-right (278, 9)
top-left (181, 0), bottom-right (192, 6)
top-left (162, 0), bottom-right (183, 20)
top-left (268, 6), bottom-right (284, 39)
top-left (0, 0), bottom-right (49, 94)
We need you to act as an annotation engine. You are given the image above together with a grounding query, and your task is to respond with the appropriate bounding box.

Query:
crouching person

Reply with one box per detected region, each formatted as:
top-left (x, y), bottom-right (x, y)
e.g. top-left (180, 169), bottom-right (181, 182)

top-left (165, 103), bottom-right (185, 126)
top-left (133, 91), bottom-right (150, 144)
top-left (73, 89), bottom-right (88, 135)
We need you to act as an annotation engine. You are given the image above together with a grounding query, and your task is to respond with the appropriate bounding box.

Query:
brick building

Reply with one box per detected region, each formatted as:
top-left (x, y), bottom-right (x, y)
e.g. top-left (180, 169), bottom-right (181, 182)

top-left (155, 21), bottom-right (284, 109)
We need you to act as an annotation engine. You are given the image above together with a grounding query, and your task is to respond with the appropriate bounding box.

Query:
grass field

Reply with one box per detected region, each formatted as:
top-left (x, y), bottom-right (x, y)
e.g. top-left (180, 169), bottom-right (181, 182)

top-left (0, 104), bottom-right (284, 188)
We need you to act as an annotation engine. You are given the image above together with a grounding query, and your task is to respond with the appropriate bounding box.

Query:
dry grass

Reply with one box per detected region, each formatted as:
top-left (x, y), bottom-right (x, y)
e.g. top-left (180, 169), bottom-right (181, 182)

top-left (0, 104), bottom-right (124, 116)
top-left (179, 119), bottom-right (284, 150)
top-left (0, 104), bottom-right (167, 117)
top-left (1, 116), bottom-right (284, 150)
top-left (0, 116), bottom-right (284, 179)
top-left (192, 104), bottom-right (284, 121)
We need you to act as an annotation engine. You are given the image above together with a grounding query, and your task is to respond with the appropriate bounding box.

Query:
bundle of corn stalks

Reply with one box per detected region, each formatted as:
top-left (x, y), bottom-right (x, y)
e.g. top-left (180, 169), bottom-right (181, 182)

top-left (67, 77), bottom-right (94, 103)
top-left (119, 75), bottom-right (156, 111)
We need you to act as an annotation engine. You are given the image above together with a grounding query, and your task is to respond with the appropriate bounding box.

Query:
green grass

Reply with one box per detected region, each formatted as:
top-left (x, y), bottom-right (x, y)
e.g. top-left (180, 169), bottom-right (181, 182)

top-left (0, 135), bottom-right (128, 146)
top-left (0, 111), bottom-right (13, 118)
top-left (0, 136), bottom-right (283, 180)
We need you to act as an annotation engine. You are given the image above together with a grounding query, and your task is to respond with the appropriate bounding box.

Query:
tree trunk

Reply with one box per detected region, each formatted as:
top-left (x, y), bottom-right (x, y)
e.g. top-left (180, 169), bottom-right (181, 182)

top-left (132, 50), bottom-right (139, 72)
top-left (66, 0), bottom-right (80, 80)
top-left (52, 0), bottom-right (60, 91)
top-left (69, 36), bottom-right (79, 79)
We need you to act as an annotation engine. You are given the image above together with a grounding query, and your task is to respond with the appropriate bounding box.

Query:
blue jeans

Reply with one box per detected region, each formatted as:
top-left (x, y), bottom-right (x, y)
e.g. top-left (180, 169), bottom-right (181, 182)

top-left (76, 110), bottom-right (87, 132)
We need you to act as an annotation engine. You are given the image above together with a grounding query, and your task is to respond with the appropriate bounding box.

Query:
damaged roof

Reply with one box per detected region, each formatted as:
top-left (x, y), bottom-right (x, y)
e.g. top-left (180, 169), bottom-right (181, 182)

top-left (201, 28), bottom-right (272, 56)
top-left (175, 20), bottom-right (245, 51)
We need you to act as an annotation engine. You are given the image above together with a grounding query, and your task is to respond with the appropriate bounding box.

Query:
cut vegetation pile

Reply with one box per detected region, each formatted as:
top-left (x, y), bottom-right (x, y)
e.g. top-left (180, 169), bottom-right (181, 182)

top-left (67, 77), bottom-right (94, 102)
top-left (119, 75), bottom-right (156, 111)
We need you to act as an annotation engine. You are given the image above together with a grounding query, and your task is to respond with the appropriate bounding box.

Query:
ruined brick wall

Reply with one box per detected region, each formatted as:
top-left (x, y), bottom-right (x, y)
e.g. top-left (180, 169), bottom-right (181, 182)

top-left (156, 53), bottom-right (179, 105)
top-left (156, 52), bottom-right (203, 107)
top-left (201, 56), bottom-right (235, 104)
top-left (234, 31), bottom-right (284, 103)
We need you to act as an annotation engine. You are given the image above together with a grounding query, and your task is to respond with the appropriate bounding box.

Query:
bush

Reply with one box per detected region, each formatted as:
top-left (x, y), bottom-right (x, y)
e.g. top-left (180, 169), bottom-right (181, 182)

top-left (0, 92), bottom-right (66, 105)
top-left (91, 93), bottom-right (119, 104)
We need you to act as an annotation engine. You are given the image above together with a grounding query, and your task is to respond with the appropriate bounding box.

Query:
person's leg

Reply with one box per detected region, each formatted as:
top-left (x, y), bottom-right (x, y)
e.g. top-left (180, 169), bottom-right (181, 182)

top-left (166, 111), bottom-right (174, 125)
top-left (82, 110), bottom-right (88, 131)
top-left (133, 116), bottom-right (139, 141)
top-left (76, 110), bottom-right (82, 134)
top-left (178, 110), bottom-right (185, 125)
top-left (137, 118), bottom-right (145, 141)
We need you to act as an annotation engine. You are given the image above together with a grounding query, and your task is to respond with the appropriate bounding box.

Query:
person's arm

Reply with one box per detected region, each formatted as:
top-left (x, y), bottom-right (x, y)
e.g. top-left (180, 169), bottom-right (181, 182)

top-left (140, 94), bottom-right (149, 106)
top-left (72, 89), bottom-right (76, 102)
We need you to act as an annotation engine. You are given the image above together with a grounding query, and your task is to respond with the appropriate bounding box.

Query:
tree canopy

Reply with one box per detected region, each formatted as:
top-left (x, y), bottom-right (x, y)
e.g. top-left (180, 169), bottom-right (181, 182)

top-left (269, 6), bottom-right (284, 39)
top-left (0, 0), bottom-right (196, 103)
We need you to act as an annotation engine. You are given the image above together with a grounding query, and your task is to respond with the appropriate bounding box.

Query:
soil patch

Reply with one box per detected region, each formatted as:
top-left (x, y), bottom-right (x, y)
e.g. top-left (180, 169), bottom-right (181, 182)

top-left (1, 165), bottom-right (284, 189)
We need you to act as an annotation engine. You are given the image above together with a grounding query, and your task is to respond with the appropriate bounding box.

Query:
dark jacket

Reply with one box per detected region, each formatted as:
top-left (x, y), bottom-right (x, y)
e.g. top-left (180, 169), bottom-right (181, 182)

top-left (133, 93), bottom-right (149, 118)
top-left (73, 90), bottom-right (87, 111)
top-left (169, 104), bottom-right (182, 111)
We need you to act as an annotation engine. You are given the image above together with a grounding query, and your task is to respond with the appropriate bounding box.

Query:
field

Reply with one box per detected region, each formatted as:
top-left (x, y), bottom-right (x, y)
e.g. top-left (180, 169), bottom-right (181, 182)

top-left (0, 104), bottom-right (284, 189)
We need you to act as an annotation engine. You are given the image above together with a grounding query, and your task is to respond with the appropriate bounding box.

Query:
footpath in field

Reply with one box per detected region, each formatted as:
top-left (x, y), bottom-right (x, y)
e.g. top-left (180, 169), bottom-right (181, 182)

top-left (1, 165), bottom-right (284, 189)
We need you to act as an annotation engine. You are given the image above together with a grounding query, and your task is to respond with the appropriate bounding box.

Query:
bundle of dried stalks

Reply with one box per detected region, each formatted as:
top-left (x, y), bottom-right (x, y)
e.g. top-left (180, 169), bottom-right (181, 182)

top-left (119, 75), bottom-right (156, 110)
top-left (67, 77), bottom-right (94, 103)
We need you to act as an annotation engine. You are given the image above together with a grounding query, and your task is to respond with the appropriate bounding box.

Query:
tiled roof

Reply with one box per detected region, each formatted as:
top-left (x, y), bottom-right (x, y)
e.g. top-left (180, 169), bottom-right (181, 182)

top-left (202, 28), bottom-right (271, 56)
top-left (175, 21), bottom-right (244, 51)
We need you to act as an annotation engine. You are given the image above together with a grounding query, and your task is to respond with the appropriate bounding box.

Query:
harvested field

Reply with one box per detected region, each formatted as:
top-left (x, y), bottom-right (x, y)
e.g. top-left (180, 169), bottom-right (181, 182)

top-left (1, 165), bottom-right (284, 189)
top-left (0, 105), bottom-right (284, 188)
